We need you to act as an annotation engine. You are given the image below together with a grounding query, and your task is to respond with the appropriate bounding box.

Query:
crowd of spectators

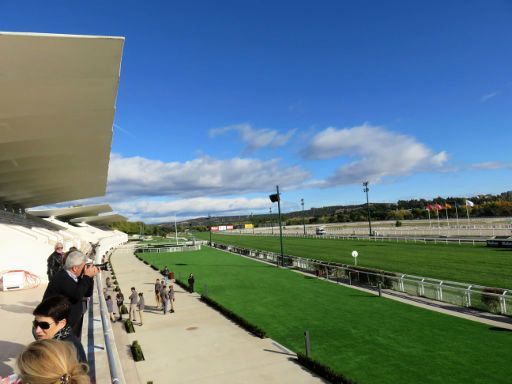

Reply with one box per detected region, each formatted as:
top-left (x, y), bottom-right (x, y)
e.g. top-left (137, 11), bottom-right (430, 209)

top-left (1, 247), bottom-right (98, 383)
top-left (1, 244), bottom-right (191, 383)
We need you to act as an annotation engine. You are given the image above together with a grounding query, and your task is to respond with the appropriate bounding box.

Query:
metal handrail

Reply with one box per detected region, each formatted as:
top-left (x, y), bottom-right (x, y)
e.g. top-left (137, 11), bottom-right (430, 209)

top-left (95, 271), bottom-right (125, 384)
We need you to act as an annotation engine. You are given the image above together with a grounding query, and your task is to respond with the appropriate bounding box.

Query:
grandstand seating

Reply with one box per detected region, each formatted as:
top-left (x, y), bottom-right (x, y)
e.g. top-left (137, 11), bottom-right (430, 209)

top-left (0, 209), bottom-right (127, 287)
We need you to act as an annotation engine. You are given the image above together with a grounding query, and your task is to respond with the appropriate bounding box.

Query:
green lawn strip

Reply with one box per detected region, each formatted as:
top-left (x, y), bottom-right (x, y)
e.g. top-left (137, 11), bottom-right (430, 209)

top-left (138, 248), bottom-right (512, 384)
top-left (195, 233), bottom-right (512, 288)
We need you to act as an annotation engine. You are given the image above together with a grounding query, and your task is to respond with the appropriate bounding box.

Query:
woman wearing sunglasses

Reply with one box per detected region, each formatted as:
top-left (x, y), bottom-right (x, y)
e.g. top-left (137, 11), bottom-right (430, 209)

top-left (32, 295), bottom-right (87, 364)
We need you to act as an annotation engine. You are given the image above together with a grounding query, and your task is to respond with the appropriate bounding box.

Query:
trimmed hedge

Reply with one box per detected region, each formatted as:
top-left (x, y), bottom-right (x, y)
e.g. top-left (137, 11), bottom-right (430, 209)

top-left (124, 319), bottom-right (136, 333)
top-left (296, 352), bottom-right (357, 384)
top-left (200, 295), bottom-right (266, 338)
top-left (120, 304), bottom-right (129, 315)
top-left (131, 340), bottom-right (145, 362)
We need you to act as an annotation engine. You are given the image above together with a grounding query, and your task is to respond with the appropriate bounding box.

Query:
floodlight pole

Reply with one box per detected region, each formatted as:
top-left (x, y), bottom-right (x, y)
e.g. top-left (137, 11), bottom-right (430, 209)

top-left (269, 207), bottom-right (274, 235)
top-left (301, 198), bottom-right (306, 236)
top-left (363, 181), bottom-right (372, 237)
top-left (208, 214), bottom-right (212, 245)
top-left (174, 215), bottom-right (178, 245)
top-left (276, 186), bottom-right (284, 267)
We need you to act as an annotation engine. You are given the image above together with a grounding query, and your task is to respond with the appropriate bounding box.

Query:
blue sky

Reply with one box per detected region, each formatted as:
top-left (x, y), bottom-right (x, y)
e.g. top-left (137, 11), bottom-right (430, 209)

top-left (3, 1), bottom-right (512, 222)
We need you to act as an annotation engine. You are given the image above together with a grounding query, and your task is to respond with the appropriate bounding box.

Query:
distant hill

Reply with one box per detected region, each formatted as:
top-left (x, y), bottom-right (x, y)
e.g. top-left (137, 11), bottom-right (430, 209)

top-left (157, 190), bottom-right (512, 229)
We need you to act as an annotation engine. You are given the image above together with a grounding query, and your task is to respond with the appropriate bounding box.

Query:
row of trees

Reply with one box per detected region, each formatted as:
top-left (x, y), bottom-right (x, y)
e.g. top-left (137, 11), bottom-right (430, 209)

top-left (110, 191), bottom-right (512, 233)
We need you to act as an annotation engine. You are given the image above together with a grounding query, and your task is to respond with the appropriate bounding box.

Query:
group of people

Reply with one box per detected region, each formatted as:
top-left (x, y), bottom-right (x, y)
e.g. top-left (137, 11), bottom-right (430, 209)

top-left (0, 244), bottom-right (100, 383)
top-left (154, 278), bottom-right (175, 314)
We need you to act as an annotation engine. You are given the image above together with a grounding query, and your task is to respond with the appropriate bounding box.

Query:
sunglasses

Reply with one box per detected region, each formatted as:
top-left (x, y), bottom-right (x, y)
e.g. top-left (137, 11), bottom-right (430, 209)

top-left (32, 320), bottom-right (55, 330)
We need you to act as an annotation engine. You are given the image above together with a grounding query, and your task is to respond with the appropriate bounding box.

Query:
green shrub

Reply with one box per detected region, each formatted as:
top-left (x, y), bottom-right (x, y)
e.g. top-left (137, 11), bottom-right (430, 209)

top-left (296, 352), bottom-right (356, 384)
top-left (114, 286), bottom-right (120, 292)
top-left (121, 305), bottom-right (128, 315)
top-left (124, 319), bottom-right (136, 333)
top-left (150, 265), bottom-right (159, 271)
top-left (131, 340), bottom-right (145, 361)
top-left (395, 220), bottom-right (402, 227)
top-left (200, 295), bottom-right (266, 338)
top-left (113, 280), bottom-right (118, 285)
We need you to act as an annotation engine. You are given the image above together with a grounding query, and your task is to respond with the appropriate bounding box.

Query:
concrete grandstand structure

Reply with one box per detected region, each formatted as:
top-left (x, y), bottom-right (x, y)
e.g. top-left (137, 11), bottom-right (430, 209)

top-left (0, 32), bottom-right (128, 384)
top-left (0, 31), bottom-right (126, 287)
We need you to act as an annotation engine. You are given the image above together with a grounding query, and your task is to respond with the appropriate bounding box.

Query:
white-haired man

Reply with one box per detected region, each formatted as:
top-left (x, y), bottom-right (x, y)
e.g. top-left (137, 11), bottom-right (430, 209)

top-left (42, 250), bottom-right (99, 337)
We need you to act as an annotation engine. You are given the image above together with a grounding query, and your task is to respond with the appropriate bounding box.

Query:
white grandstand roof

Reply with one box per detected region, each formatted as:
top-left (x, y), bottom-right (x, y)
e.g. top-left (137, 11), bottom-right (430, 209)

top-left (28, 203), bottom-right (113, 220)
top-left (69, 213), bottom-right (127, 224)
top-left (0, 32), bottom-right (124, 208)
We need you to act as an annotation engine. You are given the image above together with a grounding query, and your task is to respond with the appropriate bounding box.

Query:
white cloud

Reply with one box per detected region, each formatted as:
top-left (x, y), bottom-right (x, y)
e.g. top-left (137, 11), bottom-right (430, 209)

top-left (301, 124), bottom-right (448, 186)
top-left (480, 91), bottom-right (499, 102)
top-left (112, 197), bottom-right (272, 223)
top-left (471, 161), bottom-right (512, 170)
top-left (106, 153), bottom-right (309, 198)
top-left (209, 123), bottom-right (296, 152)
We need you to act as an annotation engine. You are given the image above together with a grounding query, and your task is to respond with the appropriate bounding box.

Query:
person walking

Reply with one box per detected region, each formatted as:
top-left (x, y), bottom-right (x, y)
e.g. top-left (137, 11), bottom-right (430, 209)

top-left (154, 279), bottom-right (162, 309)
top-left (168, 284), bottom-right (175, 313)
top-left (128, 287), bottom-right (138, 322)
top-left (160, 285), bottom-right (169, 315)
top-left (116, 291), bottom-right (124, 321)
top-left (137, 293), bottom-right (145, 326)
top-left (162, 266), bottom-right (170, 285)
top-left (188, 273), bottom-right (195, 292)
top-left (106, 295), bottom-right (116, 323)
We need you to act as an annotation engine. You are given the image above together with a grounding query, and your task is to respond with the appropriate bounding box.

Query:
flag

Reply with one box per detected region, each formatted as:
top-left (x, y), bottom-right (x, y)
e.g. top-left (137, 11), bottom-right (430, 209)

top-left (434, 203), bottom-right (443, 210)
top-left (466, 200), bottom-right (474, 207)
top-left (445, 203), bottom-right (452, 209)
top-left (426, 205), bottom-right (433, 211)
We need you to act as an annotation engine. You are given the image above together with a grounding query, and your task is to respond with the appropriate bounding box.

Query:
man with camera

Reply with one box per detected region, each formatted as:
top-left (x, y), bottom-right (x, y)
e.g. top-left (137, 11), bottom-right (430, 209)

top-left (42, 250), bottom-right (100, 338)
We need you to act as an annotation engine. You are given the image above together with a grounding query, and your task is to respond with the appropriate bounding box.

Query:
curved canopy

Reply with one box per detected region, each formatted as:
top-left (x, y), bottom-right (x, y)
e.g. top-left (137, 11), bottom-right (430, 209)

top-left (28, 203), bottom-right (113, 221)
top-left (0, 32), bottom-right (124, 208)
top-left (70, 213), bottom-right (127, 224)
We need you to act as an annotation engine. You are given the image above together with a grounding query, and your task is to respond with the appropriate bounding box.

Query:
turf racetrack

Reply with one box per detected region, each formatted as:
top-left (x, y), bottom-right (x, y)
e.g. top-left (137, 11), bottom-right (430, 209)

top-left (138, 247), bottom-right (512, 384)
top-left (194, 233), bottom-right (512, 289)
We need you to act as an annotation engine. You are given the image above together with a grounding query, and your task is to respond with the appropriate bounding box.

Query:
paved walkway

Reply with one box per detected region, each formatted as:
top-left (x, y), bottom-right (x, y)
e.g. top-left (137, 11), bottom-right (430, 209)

top-left (0, 285), bottom-right (46, 378)
top-left (110, 244), bottom-right (326, 384)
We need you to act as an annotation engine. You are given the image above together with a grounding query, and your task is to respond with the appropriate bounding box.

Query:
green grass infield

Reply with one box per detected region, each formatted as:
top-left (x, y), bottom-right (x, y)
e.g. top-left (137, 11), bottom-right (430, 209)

top-left (195, 232), bottom-right (512, 288)
top-left (138, 247), bottom-right (512, 384)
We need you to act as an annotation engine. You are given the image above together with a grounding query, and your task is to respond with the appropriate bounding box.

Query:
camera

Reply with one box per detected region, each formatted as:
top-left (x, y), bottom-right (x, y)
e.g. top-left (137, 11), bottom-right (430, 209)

top-left (86, 262), bottom-right (109, 271)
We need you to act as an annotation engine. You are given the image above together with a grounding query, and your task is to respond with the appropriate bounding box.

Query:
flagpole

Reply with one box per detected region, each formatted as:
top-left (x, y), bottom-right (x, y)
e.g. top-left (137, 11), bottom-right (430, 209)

top-left (454, 202), bottom-right (460, 236)
top-left (175, 215), bottom-right (178, 245)
top-left (445, 206), bottom-right (449, 227)
top-left (427, 208), bottom-right (431, 228)
top-left (466, 203), bottom-right (470, 223)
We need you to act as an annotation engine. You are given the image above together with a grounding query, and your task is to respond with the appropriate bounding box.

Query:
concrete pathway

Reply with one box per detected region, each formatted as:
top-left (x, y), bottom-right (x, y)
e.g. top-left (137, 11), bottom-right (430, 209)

top-left (0, 285), bottom-right (46, 377)
top-left (110, 244), bottom-right (326, 384)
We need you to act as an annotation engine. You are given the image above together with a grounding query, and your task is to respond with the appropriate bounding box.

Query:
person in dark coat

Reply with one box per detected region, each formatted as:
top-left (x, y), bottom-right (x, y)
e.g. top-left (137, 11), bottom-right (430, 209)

top-left (46, 242), bottom-right (65, 281)
top-left (188, 273), bottom-right (195, 292)
top-left (116, 291), bottom-right (125, 321)
top-left (32, 295), bottom-right (87, 364)
top-left (42, 251), bottom-right (99, 338)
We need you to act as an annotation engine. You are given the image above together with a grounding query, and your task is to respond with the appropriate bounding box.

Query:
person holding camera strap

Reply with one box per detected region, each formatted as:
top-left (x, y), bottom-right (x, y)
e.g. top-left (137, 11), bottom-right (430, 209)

top-left (42, 250), bottom-right (99, 338)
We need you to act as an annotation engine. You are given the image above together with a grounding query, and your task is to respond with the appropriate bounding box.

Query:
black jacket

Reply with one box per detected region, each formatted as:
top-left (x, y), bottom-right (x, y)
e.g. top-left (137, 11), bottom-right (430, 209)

top-left (47, 251), bottom-right (63, 280)
top-left (63, 332), bottom-right (87, 364)
top-left (43, 269), bottom-right (94, 331)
